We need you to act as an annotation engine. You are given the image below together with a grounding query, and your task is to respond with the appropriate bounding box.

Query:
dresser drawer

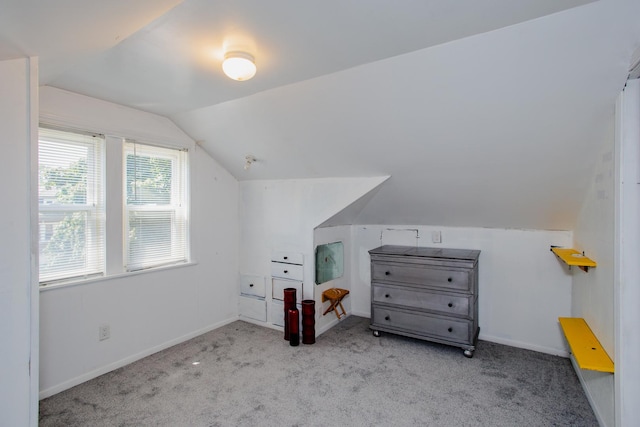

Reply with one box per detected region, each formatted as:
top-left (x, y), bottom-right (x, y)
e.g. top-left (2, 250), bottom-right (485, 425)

top-left (271, 262), bottom-right (304, 281)
top-left (372, 262), bottom-right (469, 292)
top-left (372, 284), bottom-right (471, 318)
top-left (372, 306), bottom-right (471, 343)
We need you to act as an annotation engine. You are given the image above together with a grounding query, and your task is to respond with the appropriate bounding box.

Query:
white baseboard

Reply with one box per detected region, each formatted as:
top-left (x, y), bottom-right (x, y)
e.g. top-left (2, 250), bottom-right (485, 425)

top-left (351, 310), bottom-right (370, 318)
top-left (238, 315), bottom-right (282, 331)
top-left (479, 333), bottom-right (569, 358)
top-left (39, 316), bottom-right (239, 400)
top-left (316, 317), bottom-right (341, 336)
top-left (568, 355), bottom-right (612, 427)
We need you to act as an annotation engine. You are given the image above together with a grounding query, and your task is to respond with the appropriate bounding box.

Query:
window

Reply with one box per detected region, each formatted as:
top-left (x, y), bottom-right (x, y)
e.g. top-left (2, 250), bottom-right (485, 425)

top-left (124, 141), bottom-right (188, 271)
top-left (38, 127), bottom-right (190, 285)
top-left (38, 127), bottom-right (105, 283)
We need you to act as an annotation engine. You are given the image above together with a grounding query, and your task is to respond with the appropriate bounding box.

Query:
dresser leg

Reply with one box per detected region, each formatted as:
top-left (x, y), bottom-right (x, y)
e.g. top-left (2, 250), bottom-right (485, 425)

top-left (372, 330), bottom-right (381, 337)
top-left (463, 327), bottom-right (480, 358)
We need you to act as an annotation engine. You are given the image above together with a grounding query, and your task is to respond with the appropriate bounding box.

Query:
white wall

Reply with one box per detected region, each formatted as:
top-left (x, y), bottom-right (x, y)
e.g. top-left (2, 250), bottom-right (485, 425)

top-left (573, 114), bottom-right (616, 426)
top-left (240, 173), bottom-right (576, 355)
top-left (615, 79), bottom-right (640, 427)
top-left (573, 142), bottom-right (615, 353)
top-left (38, 87), bottom-right (240, 397)
top-left (570, 81), bottom-right (640, 427)
top-left (239, 177), bottom-right (387, 329)
top-left (0, 58), bottom-right (38, 426)
top-left (350, 225), bottom-right (574, 355)
top-left (313, 225), bottom-right (353, 334)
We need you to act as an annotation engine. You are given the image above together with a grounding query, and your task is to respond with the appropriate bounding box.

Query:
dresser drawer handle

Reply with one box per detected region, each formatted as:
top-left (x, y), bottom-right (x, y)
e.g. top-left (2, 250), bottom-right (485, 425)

top-left (283, 256), bottom-right (288, 260)
top-left (385, 315), bottom-right (390, 321)
top-left (249, 283), bottom-right (254, 288)
top-left (385, 271), bottom-right (391, 276)
top-left (385, 294), bottom-right (390, 298)
top-left (448, 327), bottom-right (453, 333)
top-left (447, 277), bottom-right (453, 282)
top-left (448, 302), bottom-right (453, 308)
top-left (283, 270), bottom-right (288, 274)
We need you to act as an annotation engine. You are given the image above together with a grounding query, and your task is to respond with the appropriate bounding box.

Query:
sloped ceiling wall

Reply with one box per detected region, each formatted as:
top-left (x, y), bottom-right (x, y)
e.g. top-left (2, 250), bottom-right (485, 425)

top-left (3, 0), bottom-right (638, 231)
top-left (174, 0), bottom-right (640, 230)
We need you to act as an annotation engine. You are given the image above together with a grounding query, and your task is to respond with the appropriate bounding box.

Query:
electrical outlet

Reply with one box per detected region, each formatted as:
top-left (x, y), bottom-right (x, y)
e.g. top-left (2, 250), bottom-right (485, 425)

top-left (99, 324), bottom-right (110, 341)
top-left (432, 231), bottom-right (442, 243)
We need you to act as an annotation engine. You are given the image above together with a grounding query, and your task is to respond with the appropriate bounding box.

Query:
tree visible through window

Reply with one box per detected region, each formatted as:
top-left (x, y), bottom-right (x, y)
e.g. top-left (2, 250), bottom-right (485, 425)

top-left (38, 127), bottom-right (189, 284)
top-left (38, 128), bottom-right (104, 283)
top-left (124, 142), bottom-right (188, 271)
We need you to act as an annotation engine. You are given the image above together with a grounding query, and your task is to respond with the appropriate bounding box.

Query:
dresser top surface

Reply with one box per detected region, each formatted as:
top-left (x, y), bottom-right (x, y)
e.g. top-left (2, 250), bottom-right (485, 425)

top-left (369, 245), bottom-right (480, 261)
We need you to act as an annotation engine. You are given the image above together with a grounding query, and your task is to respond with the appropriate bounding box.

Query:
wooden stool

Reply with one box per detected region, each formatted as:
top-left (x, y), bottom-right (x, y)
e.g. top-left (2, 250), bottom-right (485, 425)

top-left (322, 288), bottom-right (350, 319)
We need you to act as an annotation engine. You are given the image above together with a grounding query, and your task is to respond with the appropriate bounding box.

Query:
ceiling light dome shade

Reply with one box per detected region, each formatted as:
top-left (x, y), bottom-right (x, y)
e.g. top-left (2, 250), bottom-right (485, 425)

top-left (222, 51), bottom-right (256, 81)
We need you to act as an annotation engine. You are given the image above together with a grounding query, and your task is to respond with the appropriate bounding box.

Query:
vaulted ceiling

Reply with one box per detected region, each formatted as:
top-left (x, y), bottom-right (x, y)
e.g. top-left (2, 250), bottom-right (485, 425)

top-left (2, 0), bottom-right (639, 230)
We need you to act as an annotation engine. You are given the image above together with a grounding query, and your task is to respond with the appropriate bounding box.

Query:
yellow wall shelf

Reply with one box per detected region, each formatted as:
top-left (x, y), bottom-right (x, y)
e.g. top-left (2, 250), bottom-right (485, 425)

top-left (551, 247), bottom-right (597, 272)
top-left (558, 317), bottom-right (614, 373)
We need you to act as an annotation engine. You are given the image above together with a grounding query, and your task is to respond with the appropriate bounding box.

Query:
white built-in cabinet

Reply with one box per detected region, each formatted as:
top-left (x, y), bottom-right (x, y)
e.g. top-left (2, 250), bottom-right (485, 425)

top-left (238, 275), bottom-right (267, 322)
top-left (239, 251), bottom-right (304, 330)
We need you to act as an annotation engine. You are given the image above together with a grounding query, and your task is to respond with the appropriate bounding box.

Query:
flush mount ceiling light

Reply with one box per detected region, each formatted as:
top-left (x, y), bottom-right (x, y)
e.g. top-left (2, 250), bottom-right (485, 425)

top-left (222, 51), bottom-right (256, 81)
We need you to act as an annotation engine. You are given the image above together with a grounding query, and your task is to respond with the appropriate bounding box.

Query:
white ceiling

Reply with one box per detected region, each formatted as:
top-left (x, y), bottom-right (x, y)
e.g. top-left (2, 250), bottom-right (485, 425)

top-left (2, 0), bottom-right (640, 230)
top-left (2, 0), bottom-right (592, 115)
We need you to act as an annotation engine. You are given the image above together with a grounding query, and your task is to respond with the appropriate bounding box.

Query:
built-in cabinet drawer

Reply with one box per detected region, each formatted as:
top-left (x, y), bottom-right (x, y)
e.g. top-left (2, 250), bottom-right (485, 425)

top-left (240, 274), bottom-right (266, 298)
top-left (369, 245), bottom-right (480, 357)
top-left (270, 262), bottom-right (303, 282)
top-left (272, 251), bottom-right (304, 265)
top-left (239, 295), bottom-right (267, 322)
top-left (272, 278), bottom-right (303, 303)
top-left (271, 299), bottom-right (302, 328)
top-left (372, 283), bottom-right (472, 318)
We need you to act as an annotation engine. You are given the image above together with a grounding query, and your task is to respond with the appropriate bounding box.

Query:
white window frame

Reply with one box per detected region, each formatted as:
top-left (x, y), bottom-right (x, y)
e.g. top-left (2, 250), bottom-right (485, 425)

top-left (38, 126), bottom-right (105, 284)
top-left (37, 126), bottom-right (191, 287)
top-left (123, 141), bottom-right (189, 271)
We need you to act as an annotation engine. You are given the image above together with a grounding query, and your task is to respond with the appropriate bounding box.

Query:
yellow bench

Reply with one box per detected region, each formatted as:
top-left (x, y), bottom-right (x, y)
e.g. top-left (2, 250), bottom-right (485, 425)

top-left (558, 317), bottom-right (614, 373)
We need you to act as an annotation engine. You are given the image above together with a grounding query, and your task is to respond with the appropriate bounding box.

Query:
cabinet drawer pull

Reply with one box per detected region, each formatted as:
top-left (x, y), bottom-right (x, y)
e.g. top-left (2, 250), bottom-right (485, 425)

top-left (447, 277), bottom-right (453, 282)
top-left (283, 256), bottom-right (288, 260)
top-left (385, 294), bottom-right (390, 298)
top-left (385, 315), bottom-right (390, 321)
top-left (249, 283), bottom-right (254, 288)
top-left (448, 327), bottom-right (453, 333)
top-left (448, 302), bottom-right (453, 307)
top-left (385, 271), bottom-right (391, 276)
top-left (283, 270), bottom-right (288, 274)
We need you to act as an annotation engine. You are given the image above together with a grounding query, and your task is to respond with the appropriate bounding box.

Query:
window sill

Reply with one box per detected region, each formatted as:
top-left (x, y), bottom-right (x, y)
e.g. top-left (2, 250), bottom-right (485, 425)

top-left (39, 261), bottom-right (198, 292)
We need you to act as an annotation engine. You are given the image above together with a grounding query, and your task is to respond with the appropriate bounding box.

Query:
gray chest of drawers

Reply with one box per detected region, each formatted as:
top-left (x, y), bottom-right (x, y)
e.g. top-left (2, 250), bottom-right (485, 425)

top-left (369, 245), bottom-right (480, 357)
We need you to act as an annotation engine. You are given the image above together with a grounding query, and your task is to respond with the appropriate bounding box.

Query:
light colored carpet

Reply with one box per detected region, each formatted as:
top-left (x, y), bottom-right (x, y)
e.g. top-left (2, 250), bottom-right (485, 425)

top-left (39, 316), bottom-right (597, 426)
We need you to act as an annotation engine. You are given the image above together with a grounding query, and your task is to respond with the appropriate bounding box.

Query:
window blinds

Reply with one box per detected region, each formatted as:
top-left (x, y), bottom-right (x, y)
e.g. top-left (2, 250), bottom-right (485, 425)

top-left (38, 127), bottom-right (105, 284)
top-left (124, 141), bottom-right (188, 271)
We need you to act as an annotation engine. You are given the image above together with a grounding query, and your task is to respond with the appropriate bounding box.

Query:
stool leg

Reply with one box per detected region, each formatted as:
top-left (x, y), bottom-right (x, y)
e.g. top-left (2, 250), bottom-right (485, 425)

top-left (338, 301), bottom-right (346, 318)
top-left (323, 300), bottom-right (336, 316)
top-left (322, 304), bottom-right (332, 316)
top-left (333, 305), bottom-right (341, 319)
